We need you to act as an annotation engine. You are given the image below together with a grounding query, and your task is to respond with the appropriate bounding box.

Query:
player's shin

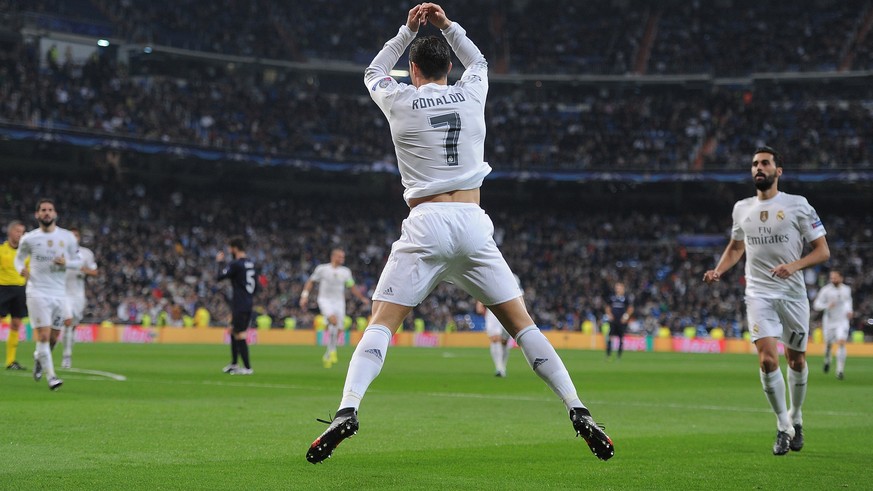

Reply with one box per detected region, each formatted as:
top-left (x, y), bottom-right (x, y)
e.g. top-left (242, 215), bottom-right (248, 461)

top-left (515, 326), bottom-right (583, 410)
top-left (338, 325), bottom-right (392, 411)
top-left (760, 368), bottom-right (791, 431)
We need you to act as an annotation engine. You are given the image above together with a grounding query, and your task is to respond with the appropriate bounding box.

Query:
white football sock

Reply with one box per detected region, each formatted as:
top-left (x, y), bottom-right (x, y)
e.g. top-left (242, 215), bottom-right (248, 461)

top-left (836, 345), bottom-right (847, 374)
top-left (63, 326), bottom-right (75, 358)
top-left (787, 365), bottom-right (808, 425)
top-left (490, 342), bottom-right (504, 373)
top-left (339, 325), bottom-right (392, 411)
top-left (501, 342), bottom-right (510, 374)
top-left (36, 341), bottom-right (56, 379)
top-left (515, 326), bottom-right (583, 411)
top-left (823, 343), bottom-right (832, 365)
top-left (760, 368), bottom-right (790, 431)
top-left (324, 324), bottom-right (338, 358)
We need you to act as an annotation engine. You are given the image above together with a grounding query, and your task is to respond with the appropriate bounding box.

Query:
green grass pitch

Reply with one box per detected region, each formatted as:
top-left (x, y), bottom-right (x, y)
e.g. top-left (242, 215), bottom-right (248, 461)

top-left (2, 342), bottom-right (870, 490)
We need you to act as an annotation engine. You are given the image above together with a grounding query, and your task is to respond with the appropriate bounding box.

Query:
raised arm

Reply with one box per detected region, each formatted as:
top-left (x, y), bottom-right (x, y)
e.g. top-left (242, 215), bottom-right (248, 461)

top-left (364, 4), bottom-right (424, 85)
top-left (424, 3), bottom-right (484, 70)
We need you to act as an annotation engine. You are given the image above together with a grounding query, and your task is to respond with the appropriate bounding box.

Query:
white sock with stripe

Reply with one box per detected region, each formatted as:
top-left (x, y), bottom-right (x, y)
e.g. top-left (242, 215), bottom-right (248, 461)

top-left (787, 365), bottom-right (808, 425)
top-left (836, 345), bottom-right (847, 374)
top-left (36, 341), bottom-right (56, 379)
top-left (339, 325), bottom-right (392, 411)
top-left (760, 368), bottom-right (791, 431)
top-left (515, 326), bottom-right (583, 411)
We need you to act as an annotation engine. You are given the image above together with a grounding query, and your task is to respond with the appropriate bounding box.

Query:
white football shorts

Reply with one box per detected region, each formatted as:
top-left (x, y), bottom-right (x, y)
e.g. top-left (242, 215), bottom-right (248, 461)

top-left (317, 298), bottom-right (346, 328)
top-left (27, 295), bottom-right (71, 330)
top-left (745, 296), bottom-right (810, 351)
top-left (373, 203), bottom-right (523, 307)
top-left (823, 322), bottom-right (850, 343)
top-left (69, 295), bottom-right (86, 325)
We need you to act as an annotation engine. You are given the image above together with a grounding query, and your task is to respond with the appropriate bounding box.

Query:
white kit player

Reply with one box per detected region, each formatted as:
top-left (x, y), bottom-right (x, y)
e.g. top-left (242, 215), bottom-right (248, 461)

top-left (300, 248), bottom-right (369, 368)
top-left (14, 199), bottom-right (83, 390)
top-left (476, 274), bottom-right (520, 377)
top-left (813, 270), bottom-right (852, 379)
top-left (62, 227), bottom-right (98, 369)
top-left (704, 146), bottom-right (830, 455)
top-left (306, 3), bottom-right (613, 465)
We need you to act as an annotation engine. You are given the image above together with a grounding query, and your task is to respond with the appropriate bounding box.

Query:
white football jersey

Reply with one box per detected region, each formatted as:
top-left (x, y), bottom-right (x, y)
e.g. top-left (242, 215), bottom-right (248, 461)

top-left (731, 192), bottom-right (826, 299)
top-left (15, 227), bottom-right (81, 298)
top-left (365, 23), bottom-right (491, 205)
top-left (66, 246), bottom-right (97, 301)
top-left (813, 283), bottom-right (852, 328)
top-left (309, 264), bottom-right (354, 304)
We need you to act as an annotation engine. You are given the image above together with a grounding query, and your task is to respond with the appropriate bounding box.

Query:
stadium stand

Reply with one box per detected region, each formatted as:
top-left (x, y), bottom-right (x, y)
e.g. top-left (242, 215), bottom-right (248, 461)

top-left (12, 0), bottom-right (873, 73)
top-left (0, 1), bottom-right (871, 338)
top-left (0, 40), bottom-right (871, 170)
top-left (0, 171), bottom-right (870, 338)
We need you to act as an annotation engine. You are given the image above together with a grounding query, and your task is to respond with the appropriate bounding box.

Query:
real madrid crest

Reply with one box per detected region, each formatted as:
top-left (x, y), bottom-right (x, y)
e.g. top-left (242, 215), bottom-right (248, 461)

top-left (776, 210), bottom-right (784, 221)
top-left (759, 211), bottom-right (768, 222)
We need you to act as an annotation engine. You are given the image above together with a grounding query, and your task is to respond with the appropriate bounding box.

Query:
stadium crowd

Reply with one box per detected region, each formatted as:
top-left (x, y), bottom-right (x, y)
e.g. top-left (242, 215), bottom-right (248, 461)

top-left (1, 176), bottom-right (871, 338)
top-left (1, 1), bottom-right (871, 338)
top-left (1, 39), bottom-right (872, 171)
top-left (11, 0), bottom-right (873, 73)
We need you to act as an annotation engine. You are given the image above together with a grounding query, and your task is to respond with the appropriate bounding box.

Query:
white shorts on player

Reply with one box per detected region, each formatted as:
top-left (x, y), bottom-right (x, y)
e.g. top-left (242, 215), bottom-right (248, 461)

top-left (745, 296), bottom-right (810, 351)
top-left (27, 296), bottom-right (71, 330)
top-left (823, 323), bottom-right (849, 344)
top-left (69, 296), bottom-right (86, 326)
top-left (484, 309), bottom-right (510, 341)
top-left (372, 203), bottom-right (522, 306)
top-left (318, 298), bottom-right (346, 328)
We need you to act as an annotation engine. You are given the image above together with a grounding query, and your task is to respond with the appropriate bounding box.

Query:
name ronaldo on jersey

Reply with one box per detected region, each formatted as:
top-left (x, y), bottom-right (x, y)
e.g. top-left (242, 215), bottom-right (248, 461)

top-left (412, 93), bottom-right (467, 110)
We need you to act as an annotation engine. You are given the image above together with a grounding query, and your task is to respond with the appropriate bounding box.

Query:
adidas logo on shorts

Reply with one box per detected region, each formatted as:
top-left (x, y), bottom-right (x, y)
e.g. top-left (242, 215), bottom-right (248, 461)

top-left (382, 287), bottom-right (394, 296)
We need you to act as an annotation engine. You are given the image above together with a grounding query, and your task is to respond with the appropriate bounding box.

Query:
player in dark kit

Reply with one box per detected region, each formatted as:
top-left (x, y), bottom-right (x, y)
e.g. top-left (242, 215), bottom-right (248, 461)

top-left (216, 236), bottom-right (257, 375)
top-left (604, 282), bottom-right (633, 360)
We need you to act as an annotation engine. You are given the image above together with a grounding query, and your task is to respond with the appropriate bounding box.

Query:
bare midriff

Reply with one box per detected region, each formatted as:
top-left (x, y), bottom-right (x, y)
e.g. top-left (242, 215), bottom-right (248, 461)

top-left (408, 188), bottom-right (480, 208)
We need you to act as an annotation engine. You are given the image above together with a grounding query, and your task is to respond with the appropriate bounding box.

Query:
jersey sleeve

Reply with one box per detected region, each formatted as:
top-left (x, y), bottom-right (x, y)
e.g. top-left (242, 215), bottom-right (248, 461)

top-left (364, 25), bottom-right (418, 115)
top-left (441, 22), bottom-right (488, 102)
top-left (309, 265), bottom-right (324, 283)
top-left (729, 201), bottom-right (745, 241)
top-left (845, 286), bottom-right (854, 312)
top-left (13, 236), bottom-right (30, 273)
top-left (217, 262), bottom-right (231, 281)
top-left (797, 197), bottom-right (826, 242)
top-left (64, 232), bottom-right (83, 269)
top-left (812, 285), bottom-right (829, 311)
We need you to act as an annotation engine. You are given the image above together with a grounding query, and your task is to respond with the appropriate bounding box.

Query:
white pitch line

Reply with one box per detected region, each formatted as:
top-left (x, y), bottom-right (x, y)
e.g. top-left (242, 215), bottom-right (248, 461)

top-left (62, 367), bottom-right (127, 381)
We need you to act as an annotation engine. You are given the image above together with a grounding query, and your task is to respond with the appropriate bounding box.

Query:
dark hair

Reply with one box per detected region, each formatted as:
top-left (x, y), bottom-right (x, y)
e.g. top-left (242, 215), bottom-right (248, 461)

top-left (229, 235), bottom-right (246, 251)
top-left (409, 36), bottom-right (451, 80)
top-left (753, 146), bottom-right (780, 166)
top-left (35, 198), bottom-right (55, 211)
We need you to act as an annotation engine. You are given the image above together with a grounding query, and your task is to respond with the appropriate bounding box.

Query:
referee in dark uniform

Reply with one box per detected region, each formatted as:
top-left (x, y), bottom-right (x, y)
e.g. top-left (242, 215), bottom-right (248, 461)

top-left (216, 236), bottom-right (257, 375)
top-left (0, 220), bottom-right (27, 370)
top-left (605, 282), bottom-right (634, 360)
top-left (2, 220), bottom-right (28, 370)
